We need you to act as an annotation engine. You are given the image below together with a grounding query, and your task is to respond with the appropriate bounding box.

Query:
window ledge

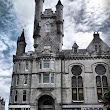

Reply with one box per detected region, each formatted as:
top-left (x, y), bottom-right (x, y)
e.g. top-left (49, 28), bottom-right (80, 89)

top-left (38, 83), bottom-right (55, 88)
top-left (38, 68), bottom-right (55, 72)
top-left (24, 84), bottom-right (27, 86)
top-left (72, 100), bottom-right (84, 103)
top-left (25, 70), bottom-right (29, 72)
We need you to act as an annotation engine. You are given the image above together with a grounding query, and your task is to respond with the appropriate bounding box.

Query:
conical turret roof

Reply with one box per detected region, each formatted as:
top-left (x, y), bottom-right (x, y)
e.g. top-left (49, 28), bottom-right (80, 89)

top-left (18, 29), bottom-right (26, 42)
top-left (56, 0), bottom-right (63, 6)
top-left (72, 42), bottom-right (79, 48)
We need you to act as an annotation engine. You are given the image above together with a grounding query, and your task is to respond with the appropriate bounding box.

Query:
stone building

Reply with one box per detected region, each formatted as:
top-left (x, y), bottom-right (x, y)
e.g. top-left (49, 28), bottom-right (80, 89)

top-left (0, 97), bottom-right (5, 110)
top-left (8, 0), bottom-right (110, 110)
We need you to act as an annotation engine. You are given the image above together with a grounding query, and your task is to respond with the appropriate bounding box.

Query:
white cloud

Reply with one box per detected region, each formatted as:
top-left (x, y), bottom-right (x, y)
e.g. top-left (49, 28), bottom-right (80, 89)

top-left (1, 0), bottom-right (110, 110)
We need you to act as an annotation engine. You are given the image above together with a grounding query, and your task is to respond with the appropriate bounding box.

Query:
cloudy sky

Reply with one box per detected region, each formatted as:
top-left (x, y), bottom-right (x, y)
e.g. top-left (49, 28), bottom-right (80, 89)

top-left (0, 0), bottom-right (110, 109)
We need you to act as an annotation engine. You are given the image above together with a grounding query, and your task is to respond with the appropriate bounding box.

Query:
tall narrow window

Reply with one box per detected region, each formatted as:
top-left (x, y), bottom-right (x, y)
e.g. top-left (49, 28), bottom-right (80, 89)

top-left (72, 76), bottom-right (77, 100)
top-left (11, 76), bottom-right (13, 86)
top-left (39, 60), bottom-right (42, 69)
top-left (96, 76), bottom-right (101, 87)
top-left (15, 90), bottom-right (17, 102)
top-left (16, 75), bottom-right (19, 85)
top-left (96, 76), bottom-right (108, 100)
top-left (72, 76), bottom-right (84, 101)
top-left (43, 73), bottom-right (49, 83)
top-left (18, 63), bottom-right (20, 71)
top-left (39, 74), bottom-right (42, 83)
top-left (23, 90), bottom-right (26, 102)
top-left (25, 61), bottom-right (28, 71)
top-left (51, 60), bottom-right (54, 70)
top-left (13, 63), bottom-right (16, 72)
top-left (95, 64), bottom-right (108, 100)
top-left (24, 75), bottom-right (28, 85)
top-left (74, 48), bottom-right (78, 53)
top-left (95, 45), bottom-right (97, 51)
top-left (51, 74), bottom-right (54, 83)
top-left (99, 45), bottom-right (101, 52)
top-left (43, 60), bottom-right (50, 68)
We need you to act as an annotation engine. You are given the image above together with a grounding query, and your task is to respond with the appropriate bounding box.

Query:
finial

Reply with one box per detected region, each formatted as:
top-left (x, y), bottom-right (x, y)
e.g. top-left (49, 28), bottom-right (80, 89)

top-left (72, 41), bottom-right (78, 48)
top-left (57, 0), bottom-right (63, 6)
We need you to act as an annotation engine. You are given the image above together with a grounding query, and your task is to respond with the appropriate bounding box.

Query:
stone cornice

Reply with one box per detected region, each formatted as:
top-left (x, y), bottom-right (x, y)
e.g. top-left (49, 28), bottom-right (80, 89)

top-left (56, 54), bottom-right (110, 60)
top-left (13, 54), bottom-right (110, 62)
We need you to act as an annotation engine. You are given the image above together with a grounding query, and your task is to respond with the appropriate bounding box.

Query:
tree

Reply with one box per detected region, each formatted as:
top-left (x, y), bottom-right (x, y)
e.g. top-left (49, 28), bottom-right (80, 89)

top-left (101, 88), bottom-right (110, 109)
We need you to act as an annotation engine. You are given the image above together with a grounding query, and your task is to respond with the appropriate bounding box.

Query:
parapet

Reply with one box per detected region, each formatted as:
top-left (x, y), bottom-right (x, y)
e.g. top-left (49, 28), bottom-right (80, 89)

top-left (42, 9), bottom-right (56, 18)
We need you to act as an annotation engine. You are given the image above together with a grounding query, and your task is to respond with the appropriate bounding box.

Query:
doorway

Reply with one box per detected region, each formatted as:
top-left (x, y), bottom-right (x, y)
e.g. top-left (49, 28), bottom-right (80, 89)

top-left (38, 95), bottom-right (55, 110)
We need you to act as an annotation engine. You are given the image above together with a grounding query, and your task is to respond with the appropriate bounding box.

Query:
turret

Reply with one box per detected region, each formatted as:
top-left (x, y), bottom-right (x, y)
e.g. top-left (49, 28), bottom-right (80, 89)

top-left (33, 0), bottom-right (44, 51)
top-left (16, 30), bottom-right (26, 56)
top-left (72, 42), bottom-right (79, 53)
top-left (56, 0), bottom-right (63, 23)
top-left (34, 0), bottom-right (44, 24)
top-left (56, 0), bottom-right (64, 51)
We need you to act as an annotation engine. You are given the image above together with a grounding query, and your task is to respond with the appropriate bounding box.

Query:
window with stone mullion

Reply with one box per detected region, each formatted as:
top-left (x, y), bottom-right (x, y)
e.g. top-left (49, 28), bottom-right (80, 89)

top-left (96, 75), bottom-right (108, 100)
top-left (72, 76), bottom-right (83, 101)
top-left (78, 76), bottom-right (84, 100)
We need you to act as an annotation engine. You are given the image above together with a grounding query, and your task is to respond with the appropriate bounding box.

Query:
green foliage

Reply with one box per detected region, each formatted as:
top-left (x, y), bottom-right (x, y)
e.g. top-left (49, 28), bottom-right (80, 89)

top-left (101, 88), bottom-right (110, 108)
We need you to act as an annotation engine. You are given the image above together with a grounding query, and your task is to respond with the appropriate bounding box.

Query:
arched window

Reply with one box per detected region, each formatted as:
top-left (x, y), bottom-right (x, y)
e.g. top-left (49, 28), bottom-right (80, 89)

top-left (72, 76), bottom-right (84, 101)
top-left (96, 64), bottom-right (108, 100)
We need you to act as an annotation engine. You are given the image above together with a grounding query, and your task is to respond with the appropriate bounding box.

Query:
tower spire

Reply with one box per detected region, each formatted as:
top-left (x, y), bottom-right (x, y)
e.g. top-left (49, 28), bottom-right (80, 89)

top-left (16, 29), bottom-right (26, 56)
top-left (57, 0), bottom-right (63, 6)
top-left (33, 0), bottom-right (44, 51)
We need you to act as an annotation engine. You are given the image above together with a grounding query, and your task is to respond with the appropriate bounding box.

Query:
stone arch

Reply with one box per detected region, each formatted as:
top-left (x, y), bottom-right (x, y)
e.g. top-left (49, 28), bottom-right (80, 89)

top-left (38, 94), bottom-right (55, 110)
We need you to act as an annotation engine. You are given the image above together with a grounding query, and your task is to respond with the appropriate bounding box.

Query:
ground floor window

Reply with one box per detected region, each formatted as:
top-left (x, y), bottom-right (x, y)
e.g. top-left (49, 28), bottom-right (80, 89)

top-left (63, 108), bottom-right (81, 110)
top-left (63, 108), bottom-right (103, 110)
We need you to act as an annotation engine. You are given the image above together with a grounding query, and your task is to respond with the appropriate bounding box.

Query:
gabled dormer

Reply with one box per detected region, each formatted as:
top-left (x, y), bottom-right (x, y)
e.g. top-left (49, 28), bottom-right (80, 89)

top-left (87, 32), bottom-right (110, 54)
top-left (72, 42), bottom-right (79, 54)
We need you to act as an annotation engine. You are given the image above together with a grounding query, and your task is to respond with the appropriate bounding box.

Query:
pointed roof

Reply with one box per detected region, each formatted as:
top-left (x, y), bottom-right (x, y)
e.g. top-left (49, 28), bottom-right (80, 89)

top-left (18, 29), bottom-right (26, 42)
top-left (93, 32), bottom-right (101, 43)
top-left (56, 0), bottom-right (63, 6)
top-left (72, 42), bottom-right (79, 48)
top-left (87, 32), bottom-right (110, 52)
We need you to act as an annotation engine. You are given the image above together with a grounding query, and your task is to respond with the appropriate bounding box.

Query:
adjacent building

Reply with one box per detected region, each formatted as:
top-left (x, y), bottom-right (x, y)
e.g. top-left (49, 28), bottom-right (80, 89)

top-left (0, 97), bottom-right (5, 110)
top-left (9, 0), bottom-right (110, 110)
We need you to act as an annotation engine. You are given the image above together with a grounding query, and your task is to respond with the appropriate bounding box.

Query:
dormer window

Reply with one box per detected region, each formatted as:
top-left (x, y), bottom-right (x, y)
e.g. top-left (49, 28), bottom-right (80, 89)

top-left (72, 42), bottom-right (79, 54)
top-left (73, 48), bottom-right (78, 53)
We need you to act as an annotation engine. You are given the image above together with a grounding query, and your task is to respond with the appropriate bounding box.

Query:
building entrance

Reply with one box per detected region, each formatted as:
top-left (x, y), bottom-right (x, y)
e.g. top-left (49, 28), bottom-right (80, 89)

top-left (38, 95), bottom-right (55, 110)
